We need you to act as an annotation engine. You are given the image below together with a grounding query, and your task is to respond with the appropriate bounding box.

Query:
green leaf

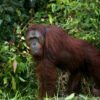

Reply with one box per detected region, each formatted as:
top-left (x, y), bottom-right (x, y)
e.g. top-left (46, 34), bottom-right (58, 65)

top-left (65, 93), bottom-right (75, 100)
top-left (5, 14), bottom-right (11, 22)
top-left (16, 26), bottom-right (21, 34)
top-left (0, 6), bottom-right (3, 13)
top-left (7, 60), bottom-right (12, 67)
top-left (13, 23), bottom-right (18, 28)
top-left (16, 56), bottom-right (22, 62)
top-left (3, 77), bottom-right (8, 84)
top-left (11, 76), bottom-right (16, 90)
top-left (16, 9), bottom-right (21, 16)
top-left (6, 7), bottom-right (14, 12)
top-left (48, 14), bottom-right (53, 24)
top-left (19, 76), bottom-right (26, 82)
top-left (52, 4), bottom-right (56, 13)
top-left (79, 94), bottom-right (88, 100)
top-left (0, 90), bottom-right (2, 94)
top-left (0, 73), bottom-right (4, 77)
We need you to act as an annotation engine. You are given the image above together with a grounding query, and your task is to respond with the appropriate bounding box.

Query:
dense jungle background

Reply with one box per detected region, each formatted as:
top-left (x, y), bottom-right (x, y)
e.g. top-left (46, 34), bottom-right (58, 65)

top-left (0, 0), bottom-right (100, 99)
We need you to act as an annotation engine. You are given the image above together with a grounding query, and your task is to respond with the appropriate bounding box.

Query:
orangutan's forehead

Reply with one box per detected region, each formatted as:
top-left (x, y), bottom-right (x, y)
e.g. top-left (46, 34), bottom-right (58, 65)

top-left (28, 30), bottom-right (42, 38)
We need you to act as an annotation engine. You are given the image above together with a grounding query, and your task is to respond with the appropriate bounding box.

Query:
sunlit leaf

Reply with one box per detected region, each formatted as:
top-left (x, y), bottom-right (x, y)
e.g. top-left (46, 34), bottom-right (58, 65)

top-left (0, 90), bottom-right (2, 94)
top-left (52, 4), bottom-right (56, 13)
top-left (3, 77), bottom-right (8, 84)
top-left (16, 26), bottom-right (21, 34)
top-left (65, 93), bottom-right (75, 100)
top-left (79, 94), bottom-right (88, 100)
top-left (19, 76), bottom-right (26, 82)
top-left (16, 9), bottom-right (21, 16)
top-left (48, 14), bottom-right (53, 24)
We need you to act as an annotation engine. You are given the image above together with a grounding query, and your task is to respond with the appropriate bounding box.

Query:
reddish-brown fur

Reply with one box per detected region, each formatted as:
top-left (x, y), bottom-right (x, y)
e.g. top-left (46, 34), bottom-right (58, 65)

top-left (26, 24), bottom-right (100, 100)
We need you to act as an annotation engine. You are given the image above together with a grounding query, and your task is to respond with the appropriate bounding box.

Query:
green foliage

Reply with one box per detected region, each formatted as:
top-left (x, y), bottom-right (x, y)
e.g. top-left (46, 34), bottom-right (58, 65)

top-left (47, 0), bottom-right (100, 47)
top-left (0, 41), bottom-right (37, 99)
top-left (0, 0), bottom-right (100, 99)
top-left (0, 0), bottom-right (38, 99)
top-left (0, 0), bottom-right (29, 41)
top-left (44, 93), bottom-right (100, 100)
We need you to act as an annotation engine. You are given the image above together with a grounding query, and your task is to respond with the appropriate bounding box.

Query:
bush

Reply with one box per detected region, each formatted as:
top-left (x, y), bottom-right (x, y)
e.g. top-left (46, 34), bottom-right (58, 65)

top-left (0, 0), bottom-right (100, 99)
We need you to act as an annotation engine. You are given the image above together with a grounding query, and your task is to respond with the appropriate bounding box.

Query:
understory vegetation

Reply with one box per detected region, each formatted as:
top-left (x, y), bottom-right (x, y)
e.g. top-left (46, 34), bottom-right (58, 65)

top-left (0, 0), bottom-right (100, 99)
